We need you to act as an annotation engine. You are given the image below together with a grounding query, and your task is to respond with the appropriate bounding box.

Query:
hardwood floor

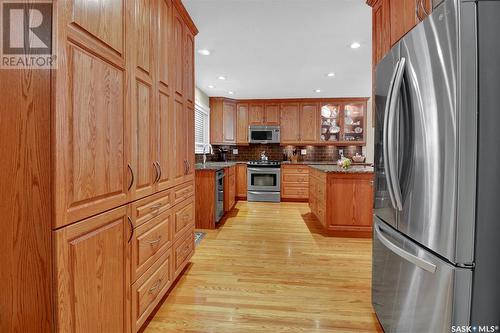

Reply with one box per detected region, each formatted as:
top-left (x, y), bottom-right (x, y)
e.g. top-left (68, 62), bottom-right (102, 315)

top-left (144, 202), bottom-right (383, 332)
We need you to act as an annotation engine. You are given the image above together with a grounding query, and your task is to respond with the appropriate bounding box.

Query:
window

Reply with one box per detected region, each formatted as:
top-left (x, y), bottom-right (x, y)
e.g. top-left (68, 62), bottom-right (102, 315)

top-left (194, 102), bottom-right (210, 153)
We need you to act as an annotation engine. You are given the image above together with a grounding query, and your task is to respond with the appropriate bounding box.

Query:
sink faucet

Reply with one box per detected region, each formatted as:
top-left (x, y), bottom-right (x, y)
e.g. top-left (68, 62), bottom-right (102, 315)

top-left (202, 144), bottom-right (213, 165)
top-left (260, 151), bottom-right (268, 161)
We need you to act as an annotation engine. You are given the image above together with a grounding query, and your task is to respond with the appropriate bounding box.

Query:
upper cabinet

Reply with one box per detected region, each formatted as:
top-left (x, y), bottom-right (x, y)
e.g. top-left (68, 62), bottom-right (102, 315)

top-left (248, 104), bottom-right (265, 125)
top-left (236, 103), bottom-right (249, 144)
top-left (319, 101), bottom-right (367, 145)
top-left (280, 103), bottom-right (300, 144)
top-left (210, 98), bottom-right (236, 145)
top-left (264, 104), bottom-right (280, 125)
top-left (368, 0), bottom-right (432, 66)
top-left (299, 103), bottom-right (319, 143)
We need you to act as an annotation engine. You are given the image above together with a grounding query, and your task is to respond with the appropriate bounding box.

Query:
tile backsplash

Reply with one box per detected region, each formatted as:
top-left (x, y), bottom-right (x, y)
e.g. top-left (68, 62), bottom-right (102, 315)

top-left (195, 144), bottom-right (363, 163)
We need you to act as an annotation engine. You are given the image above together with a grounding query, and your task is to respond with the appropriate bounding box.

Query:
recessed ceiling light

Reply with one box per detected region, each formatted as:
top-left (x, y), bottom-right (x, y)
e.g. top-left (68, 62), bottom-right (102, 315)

top-left (208, 85), bottom-right (216, 89)
top-left (327, 72), bottom-right (336, 77)
top-left (228, 91), bottom-right (234, 95)
top-left (218, 76), bottom-right (227, 80)
top-left (314, 89), bottom-right (322, 93)
top-left (350, 42), bottom-right (361, 49)
top-left (197, 49), bottom-right (211, 56)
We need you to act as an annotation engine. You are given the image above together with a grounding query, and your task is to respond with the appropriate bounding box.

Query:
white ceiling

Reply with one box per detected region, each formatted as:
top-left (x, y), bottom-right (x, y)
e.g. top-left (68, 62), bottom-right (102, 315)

top-left (183, 0), bottom-right (372, 99)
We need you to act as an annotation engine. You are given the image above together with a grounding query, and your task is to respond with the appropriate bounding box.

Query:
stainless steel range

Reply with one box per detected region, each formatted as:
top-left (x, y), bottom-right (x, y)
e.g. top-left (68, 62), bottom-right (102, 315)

top-left (247, 160), bottom-right (281, 202)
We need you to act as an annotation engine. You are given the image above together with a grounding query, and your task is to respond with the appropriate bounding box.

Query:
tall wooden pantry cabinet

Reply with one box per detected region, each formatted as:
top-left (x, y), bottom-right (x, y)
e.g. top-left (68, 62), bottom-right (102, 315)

top-left (0, 0), bottom-right (197, 332)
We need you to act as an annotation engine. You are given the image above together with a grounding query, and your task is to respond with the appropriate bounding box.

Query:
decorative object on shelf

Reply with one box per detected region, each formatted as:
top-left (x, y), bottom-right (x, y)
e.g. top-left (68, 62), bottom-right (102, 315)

top-left (337, 157), bottom-right (352, 169)
top-left (354, 127), bottom-right (363, 133)
top-left (352, 153), bottom-right (366, 163)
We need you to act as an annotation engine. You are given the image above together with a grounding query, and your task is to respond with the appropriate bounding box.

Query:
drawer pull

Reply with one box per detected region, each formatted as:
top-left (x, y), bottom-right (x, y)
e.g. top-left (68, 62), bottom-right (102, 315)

top-left (150, 203), bottom-right (163, 210)
top-left (148, 236), bottom-right (162, 246)
top-left (148, 279), bottom-right (163, 294)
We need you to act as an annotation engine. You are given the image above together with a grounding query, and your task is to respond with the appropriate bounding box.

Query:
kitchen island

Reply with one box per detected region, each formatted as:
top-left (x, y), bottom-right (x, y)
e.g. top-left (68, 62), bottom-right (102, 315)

top-left (309, 165), bottom-right (374, 238)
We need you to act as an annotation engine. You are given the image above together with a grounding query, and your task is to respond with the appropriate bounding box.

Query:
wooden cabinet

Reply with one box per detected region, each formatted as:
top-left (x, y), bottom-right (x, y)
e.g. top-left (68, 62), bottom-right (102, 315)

top-left (0, 0), bottom-right (197, 331)
top-left (300, 103), bottom-right (319, 143)
top-left (224, 165), bottom-right (236, 212)
top-left (210, 98), bottom-right (236, 145)
top-left (280, 103), bottom-right (300, 143)
top-left (236, 103), bottom-right (249, 144)
top-left (281, 165), bottom-right (309, 201)
top-left (248, 104), bottom-right (265, 125)
top-left (309, 167), bottom-right (374, 237)
top-left (236, 163), bottom-right (248, 199)
top-left (368, 0), bottom-right (432, 66)
top-left (54, 206), bottom-right (131, 333)
top-left (264, 104), bottom-right (280, 125)
top-left (319, 101), bottom-right (367, 145)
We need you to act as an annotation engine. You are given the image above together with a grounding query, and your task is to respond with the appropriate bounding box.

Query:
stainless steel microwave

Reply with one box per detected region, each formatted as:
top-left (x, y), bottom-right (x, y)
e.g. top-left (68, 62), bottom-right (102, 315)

top-left (248, 126), bottom-right (280, 144)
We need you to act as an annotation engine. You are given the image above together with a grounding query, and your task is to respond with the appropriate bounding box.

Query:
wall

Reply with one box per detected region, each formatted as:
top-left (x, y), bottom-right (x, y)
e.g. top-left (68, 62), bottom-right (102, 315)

top-left (195, 86), bottom-right (210, 109)
top-left (196, 144), bottom-right (363, 163)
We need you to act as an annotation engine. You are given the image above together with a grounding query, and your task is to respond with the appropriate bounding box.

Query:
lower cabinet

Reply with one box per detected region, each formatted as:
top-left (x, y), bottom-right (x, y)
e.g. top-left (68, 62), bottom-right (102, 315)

top-left (235, 163), bottom-right (247, 199)
top-left (309, 167), bottom-right (374, 238)
top-left (281, 164), bottom-right (309, 201)
top-left (54, 206), bottom-right (131, 333)
top-left (224, 165), bottom-right (236, 212)
top-left (54, 181), bottom-right (195, 333)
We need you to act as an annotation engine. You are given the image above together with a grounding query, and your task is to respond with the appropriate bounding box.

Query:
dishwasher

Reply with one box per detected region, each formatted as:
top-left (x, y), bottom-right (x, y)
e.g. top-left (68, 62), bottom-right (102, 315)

top-left (215, 169), bottom-right (224, 223)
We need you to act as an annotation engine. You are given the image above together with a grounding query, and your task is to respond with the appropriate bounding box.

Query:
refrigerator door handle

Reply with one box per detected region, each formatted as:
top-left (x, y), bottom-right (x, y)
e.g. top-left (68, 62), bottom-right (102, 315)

top-left (375, 223), bottom-right (437, 273)
top-left (387, 57), bottom-right (406, 211)
top-left (383, 59), bottom-right (401, 211)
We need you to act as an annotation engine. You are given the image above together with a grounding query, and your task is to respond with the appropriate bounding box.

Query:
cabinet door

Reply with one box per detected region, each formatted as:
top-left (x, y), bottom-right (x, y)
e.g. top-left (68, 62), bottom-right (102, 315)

top-left (185, 105), bottom-right (195, 179)
top-left (280, 103), bottom-right (300, 143)
top-left (248, 104), bottom-right (265, 125)
top-left (54, 206), bottom-right (131, 333)
top-left (131, 0), bottom-right (157, 200)
top-left (264, 104), bottom-right (280, 125)
top-left (184, 26), bottom-right (194, 105)
top-left (235, 164), bottom-right (247, 198)
top-left (236, 103), bottom-right (249, 144)
top-left (173, 6), bottom-right (184, 98)
top-left (173, 98), bottom-right (187, 184)
top-left (57, 45), bottom-right (129, 227)
top-left (223, 101), bottom-right (236, 143)
top-left (372, 0), bottom-right (391, 65)
top-left (300, 103), bottom-right (319, 143)
top-left (390, 0), bottom-right (417, 45)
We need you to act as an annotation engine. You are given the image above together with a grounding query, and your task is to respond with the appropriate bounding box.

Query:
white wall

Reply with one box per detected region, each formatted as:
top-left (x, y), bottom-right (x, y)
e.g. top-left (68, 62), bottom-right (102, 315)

top-left (195, 86), bottom-right (210, 110)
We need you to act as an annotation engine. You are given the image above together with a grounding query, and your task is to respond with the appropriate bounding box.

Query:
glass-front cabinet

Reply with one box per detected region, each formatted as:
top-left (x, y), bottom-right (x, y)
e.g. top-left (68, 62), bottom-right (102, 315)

top-left (319, 101), bottom-right (367, 145)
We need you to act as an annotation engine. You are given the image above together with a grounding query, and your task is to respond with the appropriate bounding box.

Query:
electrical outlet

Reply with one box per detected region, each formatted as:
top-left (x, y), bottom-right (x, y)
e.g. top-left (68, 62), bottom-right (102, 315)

top-left (232, 149), bottom-right (238, 155)
top-left (301, 149), bottom-right (307, 155)
top-left (339, 149), bottom-right (344, 157)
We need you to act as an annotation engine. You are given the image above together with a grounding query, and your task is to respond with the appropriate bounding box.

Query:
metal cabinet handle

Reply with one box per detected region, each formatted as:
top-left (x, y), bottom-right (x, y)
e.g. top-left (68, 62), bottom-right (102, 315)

top-left (148, 236), bottom-right (162, 245)
top-left (183, 160), bottom-right (188, 175)
top-left (127, 216), bottom-right (134, 243)
top-left (127, 164), bottom-right (134, 191)
top-left (149, 203), bottom-right (163, 210)
top-left (153, 162), bottom-right (160, 184)
top-left (148, 279), bottom-right (163, 294)
top-left (157, 161), bottom-right (162, 182)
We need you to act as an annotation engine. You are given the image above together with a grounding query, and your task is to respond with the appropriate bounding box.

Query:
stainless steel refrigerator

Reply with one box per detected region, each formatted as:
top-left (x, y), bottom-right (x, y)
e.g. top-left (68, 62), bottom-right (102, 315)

top-left (372, 0), bottom-right (500, 331)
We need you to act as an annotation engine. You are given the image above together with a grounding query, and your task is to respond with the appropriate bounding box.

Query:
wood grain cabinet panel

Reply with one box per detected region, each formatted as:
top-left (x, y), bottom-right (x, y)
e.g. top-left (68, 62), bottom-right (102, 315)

top-left (236, 164), bottom-right (247, 198)
top-left (54, 206), bottom-right (130, 333)
top-left (71, 0), bottom-right (124, 53)
top-left (173, 99), bottom-right (187, 183)
top-left (173, 8), bottom-right (184, 98)
top-left (63, 45), bottom-right (127, 226)
top-left (131, 249), bottom-right (172, 332)
top-left (186, 105), bottom-right (195, 178)
top-left (224, 166), bottom-right (236, 212)
top-left (223, 101), bottom-right (236, 143)
top-left (248, 104), bottom-right (265, 125)
top-left (300, 103), bottom-right (319, 142)
top-left (173, 228), bottom-right (195, 278)
top-left (157, 91), bottom-right (173, 190)
top-left (264, 104), bottom-right (280, 125)
top-left (236, 103), bottom-right (249, 144)
top-left (174, 197), bottom-right (195, 239)
top-left (185, 28), bottom-right (195, 105)
top-left (136, 0), bottom-right (153, 74)
top-left (158, 0), bottom-right (172, 88)
top-left (280, 103), bottom-right (300, 143)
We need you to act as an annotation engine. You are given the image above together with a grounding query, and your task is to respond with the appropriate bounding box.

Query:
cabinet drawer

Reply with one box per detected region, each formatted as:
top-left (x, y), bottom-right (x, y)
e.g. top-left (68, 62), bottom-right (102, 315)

top-left (282, 174), bottom-right (309, 184)
top-left (132, 190), bottom-right (172, 227)
top-left (131, 249), bottom-right (172, 332)
top-left (173, 229), bottom-right (194, 279)
top-left (172, 181), bottom-right (194, 206)
top-left (282, 186), bottom-right (309, 199)
top-left (131, 208), bottom-right (173, 282)
top-left (282, 165), bottom-right (309, 174)
top-left (173, 197), bottom-right (195, 239)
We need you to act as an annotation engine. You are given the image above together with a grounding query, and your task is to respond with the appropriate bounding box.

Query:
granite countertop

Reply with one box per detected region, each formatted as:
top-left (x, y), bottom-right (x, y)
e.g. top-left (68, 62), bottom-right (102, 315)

top-left (309, 164), bottom-right (374, 173)
top-left (195, 162), bottom-right (240, 170)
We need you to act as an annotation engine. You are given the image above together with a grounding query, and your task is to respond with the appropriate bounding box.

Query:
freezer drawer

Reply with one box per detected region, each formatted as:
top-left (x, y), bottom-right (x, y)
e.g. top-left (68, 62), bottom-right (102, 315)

top-left (372, 217), bottom-right (472, 333)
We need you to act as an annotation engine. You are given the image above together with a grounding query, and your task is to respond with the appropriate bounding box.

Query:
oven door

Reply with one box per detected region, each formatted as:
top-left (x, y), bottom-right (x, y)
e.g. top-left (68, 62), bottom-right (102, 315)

top-left (247, 167), bottom-right (280, 192)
